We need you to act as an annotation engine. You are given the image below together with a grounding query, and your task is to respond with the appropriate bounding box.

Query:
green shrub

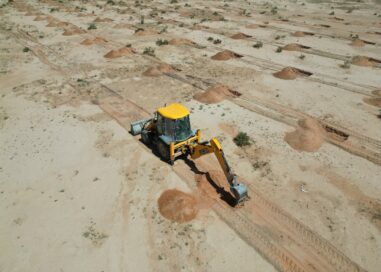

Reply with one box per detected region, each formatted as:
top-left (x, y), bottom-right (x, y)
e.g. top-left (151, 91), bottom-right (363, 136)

top-left (156, 39), bottom-right (168, 46)
top-left (23, 47), bottom-right (30, 52)
top-left (233, 132), bottom-right (251, 147)
top-left (143, 47), bottom-right (155, 56)
top-left (276, 46), bottom-right (282, 53)
top-left (213, 39), bottom-right (222, 44)
top-left (253, 41), bottom-right (263, 48)
top-left (88, 23), bottom-right (97, 30)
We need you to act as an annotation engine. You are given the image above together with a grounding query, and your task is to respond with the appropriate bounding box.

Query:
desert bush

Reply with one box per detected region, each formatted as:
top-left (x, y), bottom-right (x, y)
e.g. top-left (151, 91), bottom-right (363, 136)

top-left (276, 46), bottom-right (282, 53)
top-left (143, 47), bottom-right (155, 56)
top-left (213, 39), bottom-right (222, 44)
top-left (253, 41), bottom-right (263, 48)
top-left (22, 47), bottom-right (30, 52)
top-left (156, 39), bottom-right (168, 46)
top-left (88, 23), bottom-right (97, 30)
top-left (299, 54), bottom-right (305, 60)
top-left (233, 132), bottom-right (251, 147)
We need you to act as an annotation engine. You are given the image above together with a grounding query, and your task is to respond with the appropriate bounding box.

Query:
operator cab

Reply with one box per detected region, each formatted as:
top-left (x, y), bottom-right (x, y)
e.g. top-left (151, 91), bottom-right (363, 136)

top-left (156, 103), bottom-right (194, 142)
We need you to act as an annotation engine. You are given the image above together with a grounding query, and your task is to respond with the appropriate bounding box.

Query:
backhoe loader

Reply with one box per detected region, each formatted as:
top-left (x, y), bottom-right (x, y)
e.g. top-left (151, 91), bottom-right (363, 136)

top-left (130, 103), bottom-right (248, 204)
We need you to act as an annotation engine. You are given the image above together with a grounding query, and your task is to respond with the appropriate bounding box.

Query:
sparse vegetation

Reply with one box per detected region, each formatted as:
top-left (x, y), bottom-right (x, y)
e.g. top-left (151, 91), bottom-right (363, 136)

top-left (143, 47), bottom-right (155, 56)
top-left (233, 132), bottom-right (251, 147)
top-left (299, 54), bottom-right (306, 60)
top-left (170, 0), bottom-right (178, 3)
top-left (276, 46), bottom-right (282, 53)
top-left (213, 39), bottom-right (222, 44)
top-left (253, 41), bottom-right (263, 48)
top-left (22, 47), bottom-right (30, 52)
top-left (156, 39), bottom-right (168, 46)
top-left (207, 37), bottom-right (214, 42)
top-left (140, 15), bottom-right (144, 24)
top-left (88, 23), bottom-right (97, 30)
top-left (340, 60), bottom-right (351, 69)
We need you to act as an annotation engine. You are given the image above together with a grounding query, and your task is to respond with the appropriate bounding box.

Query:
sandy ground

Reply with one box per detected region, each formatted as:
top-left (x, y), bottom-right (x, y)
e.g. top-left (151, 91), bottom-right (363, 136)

top-left (1, 0), bottom-right (381, 271)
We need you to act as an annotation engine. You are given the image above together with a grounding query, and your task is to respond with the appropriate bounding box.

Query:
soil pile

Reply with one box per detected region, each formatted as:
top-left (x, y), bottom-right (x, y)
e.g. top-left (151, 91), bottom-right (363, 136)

top-left (363, 97), bottom-right (381, 107)
top-left (143, 63), bottom-right (175, 76)
top-left (94, 17), bottom-right (113, 22)
top-left (46, 19), bottom-right (59, 27)
top-left (211, 50), bottom-right (243, 61)
top-left (168, 38), bottom-right (195, 46)
top-left (283, 43), bottom-right (303, 51)
top-left (104, 47), bottom-right (136, 58)
top-left (273, 67), bottom-right (299, 80)
top-left (293, 31), bottom-right (305, 37)
top-left (62, 28), bottom-right (86, 36)
top-left (193, 84), bottom-right (241, 104)
top-left (80, 37), bottom-right (107, 45)
top-left (230, 32), bottom-right (252, 39)
top-left (34, 15), bottom-right (47, 21)
top-left (158, 189), bottom-right (198, 223)
top-left (57, 22), bottom-right (70, 27)
top-left (371, 89), bottom-right (381, 96)
top-left (284, 118), bottom-right (325, 152)
top-left (134, 28), bottom-right (158, 36)
top-left (191, 24), bottom-right (209, 30)
top-left (350, 39), bottom-right (365, 47)
top-left (246, 24), bottom-right (258, 29)
top-left (351, 56), bottom-right (374, 67)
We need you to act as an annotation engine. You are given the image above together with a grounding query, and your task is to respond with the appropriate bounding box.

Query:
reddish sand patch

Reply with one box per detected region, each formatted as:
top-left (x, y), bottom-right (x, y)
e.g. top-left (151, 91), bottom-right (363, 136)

top-left (34, 15), bottom-right (47, 21)
top-left (93, 17), bottom-right (113, 22)
top-left (363, 97), bottom-right (381, 107)
top-left (351, 56), bottom-right (374, 67)
top-left (371, 89), bottom-right (381, 97)
top-left (143, 63), bottom-right (176, 76)
top-left (350, 39), bottom-right (366, 47)
top-left (104, 47), bottom-right (136, 58)
top-left (230, 32), bottom-right (252, 39)
top-left (293, 31), bottom-right (305, 37)
top-left (168, 38), bottom-right (195, 46)
top-left (191, 24), bottom-right (209, 30)
top-left (80, 37), bottom-right (107, 45)
top-left (211, 50), bottom-right (243, 61)
top-left (193, 84), bottom-right (241, 104)
top-left (282, 43), bottom-right (310, 51)
top-left (285, 118), bottom-right (325, 152)
top-left (246, 24), bottom-right (258, 29)
top-left (158, 189), bottom-right (198, 223)
top-left (273, 67), bottom-right (312, 80)
top-left (62, 28), bottom-right (86, 36)
top-left (56, 21), bottom-right (71, 27)
top-left (134, 28), bottom-right (158, 36)
top-left (218, 123), bottom-right (238, 137)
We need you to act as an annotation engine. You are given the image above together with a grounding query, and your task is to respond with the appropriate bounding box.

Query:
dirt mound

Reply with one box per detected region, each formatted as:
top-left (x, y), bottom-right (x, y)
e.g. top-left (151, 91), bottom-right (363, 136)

top-left (351, 56), bottom-right (374, 67)
top-left (284, 118), bottom-right (325, 152)
top-left (94, 17), bottom-right (113, 22)
top-left (193, 84), bottom-right (241, 104)
top-left (363, 97), bottom-right (381, 107)
top-left (211, 50), bottom-right (243, 61)
top-left (158, 189), bottom-right (198, 223)
top-left (34, 15), bottom-right (47, 21)
top-left (350, 39), bottom-right (366, 47)
top-left (134, 28), bottom-right (158, 36)
top-left (273, 67), bottom-right (299, 80)
top-left (104, 47), bottom-right (136, 58)
top-left (230, 32), bottom-right (252, 39)
top-left (56, 21), bottom-right (70, 27)
top-left (371, 89), bottom-right (381, 96)
top-left (168, 38), bottom-right (195, 46)
top-left (246, 24), bottom-right (258, 29)
top-left (46, 19), bottom-right (59, 27)
top-left (62, 28), bottom-right (86, 36)
top-left (80, 37), bottom-right (107, 45)
top-left (283, 43), bottom-right (302, 51)
top-left (143, 63), bottom-right (175, 76)
top-left (191, 24), bottom-right (209, 30)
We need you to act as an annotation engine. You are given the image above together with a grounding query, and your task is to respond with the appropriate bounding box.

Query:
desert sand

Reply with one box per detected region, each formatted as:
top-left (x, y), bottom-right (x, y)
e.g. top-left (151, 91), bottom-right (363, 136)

top-left (1, 0), bottom-right (381, 271)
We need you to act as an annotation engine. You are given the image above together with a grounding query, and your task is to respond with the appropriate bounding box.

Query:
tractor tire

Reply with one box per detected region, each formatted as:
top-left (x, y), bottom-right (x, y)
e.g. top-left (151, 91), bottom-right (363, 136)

top-left (157, 140), bottom-right (170, 162)
top-left (141, 130), bottom-right (151, 145)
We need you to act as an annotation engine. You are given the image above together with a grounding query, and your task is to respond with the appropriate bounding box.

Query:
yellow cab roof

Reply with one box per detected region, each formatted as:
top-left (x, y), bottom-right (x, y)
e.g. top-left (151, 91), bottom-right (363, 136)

top-left (157, 103), bottom-right (190, 120)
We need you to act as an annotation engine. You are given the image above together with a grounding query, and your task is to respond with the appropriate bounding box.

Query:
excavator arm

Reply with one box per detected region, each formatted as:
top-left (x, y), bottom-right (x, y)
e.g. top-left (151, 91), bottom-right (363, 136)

top-left (190, 138), bottom-right (248, 203)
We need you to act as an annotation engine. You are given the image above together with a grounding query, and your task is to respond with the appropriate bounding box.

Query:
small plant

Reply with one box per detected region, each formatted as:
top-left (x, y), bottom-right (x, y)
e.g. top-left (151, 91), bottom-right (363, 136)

top-left (170, 0), bottom-right (178, 3)
top-left (213, 11), bottom-right (219, 16)
top-left (156, 39), bottom-right (168, 46)
top-left (213, 39), bottom-right (222, 44)
top-left (275, 35), bottom-right (281, 40)
top-left (276, 46), bottom-right (282, 53)
top-left (270, 7), bottom-right (278, 14)
top-left (22, 47), bottom-right (30, 52)
top-left (143, 47), bottom-right (155, 56)
top-left (49, 7), bottom-right (59, 12)
top-left (88, 23), bottom-right (97, 30)
top-left (253, 41), bottom-right (263, 48)
top-left (340, 60), bottom-right (351, 69)
top-left (207, 37), bottom-right (214, 41)
top-left (107, 0), bottom-right (115, 5)
top-left (329, 11), bottom-right (334, 15)
top-left (126, 44), bottom-right (132, 47)
top-left (185, 3), bottom-right (191, 7)
top-left (299, 54), bottom-right (305, 60)
top-left (233, 132), bottom-right (251, 147)
top-left (134, 28), bottom-right (144, 33)
top-left (140, 15), bottom-right (144, 24)
top-left (159, 26), bottom-right (168, 33)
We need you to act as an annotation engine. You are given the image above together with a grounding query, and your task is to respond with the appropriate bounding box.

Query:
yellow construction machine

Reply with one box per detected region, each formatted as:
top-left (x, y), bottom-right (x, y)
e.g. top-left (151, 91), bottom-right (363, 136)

top-left (130, 103), bottom-right (248, 203)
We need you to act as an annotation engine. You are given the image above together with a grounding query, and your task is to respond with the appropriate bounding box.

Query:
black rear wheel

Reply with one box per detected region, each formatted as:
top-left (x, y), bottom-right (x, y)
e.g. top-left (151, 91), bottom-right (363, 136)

top-left (141, 130), bottom-right (151, 145)
top-left (157, 140), bottom-right (170, 162)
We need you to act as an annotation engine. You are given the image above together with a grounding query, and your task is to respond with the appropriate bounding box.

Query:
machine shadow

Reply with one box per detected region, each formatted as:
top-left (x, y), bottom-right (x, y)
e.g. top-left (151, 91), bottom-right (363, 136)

top-left (179, 155), bottom-right (237, 207)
